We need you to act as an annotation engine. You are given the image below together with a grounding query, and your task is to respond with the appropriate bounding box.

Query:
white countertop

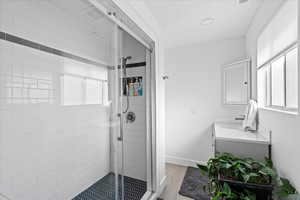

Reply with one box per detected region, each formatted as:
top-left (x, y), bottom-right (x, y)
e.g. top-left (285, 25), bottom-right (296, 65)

top-left (214, 121), bottom-right (270, 145)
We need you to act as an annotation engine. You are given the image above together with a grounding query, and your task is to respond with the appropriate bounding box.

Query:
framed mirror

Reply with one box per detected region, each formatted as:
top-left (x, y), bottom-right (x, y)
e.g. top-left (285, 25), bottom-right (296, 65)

top-left (223, 59), bottom-right (251, 105)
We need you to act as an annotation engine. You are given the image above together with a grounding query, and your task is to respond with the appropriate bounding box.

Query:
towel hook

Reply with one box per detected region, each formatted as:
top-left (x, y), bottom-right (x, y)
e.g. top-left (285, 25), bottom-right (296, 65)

top-left (162, 75), bottom-right (169, 80)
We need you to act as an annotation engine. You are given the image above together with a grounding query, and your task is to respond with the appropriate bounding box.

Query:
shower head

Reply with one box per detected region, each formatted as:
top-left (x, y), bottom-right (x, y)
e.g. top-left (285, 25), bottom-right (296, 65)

top-left (122, 56), bottom-right (132, 67)
top-left (123, 56), bottom-right (132, 62)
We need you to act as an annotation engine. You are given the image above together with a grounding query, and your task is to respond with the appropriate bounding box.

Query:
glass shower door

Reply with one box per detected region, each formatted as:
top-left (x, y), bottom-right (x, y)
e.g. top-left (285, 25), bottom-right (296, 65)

top-left (0, 0), bottom-right (121, 200)
top-left (108, 25), bottom-right (127, 200)
top-left (0, 0), bottom-right (151, 199)
top-left (114, 28), bottom-right (150, 200)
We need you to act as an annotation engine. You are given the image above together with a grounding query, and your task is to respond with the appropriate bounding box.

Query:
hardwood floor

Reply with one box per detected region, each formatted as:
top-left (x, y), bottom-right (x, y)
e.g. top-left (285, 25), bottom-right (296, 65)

top-left (159, 164), bottom-right (193, 200)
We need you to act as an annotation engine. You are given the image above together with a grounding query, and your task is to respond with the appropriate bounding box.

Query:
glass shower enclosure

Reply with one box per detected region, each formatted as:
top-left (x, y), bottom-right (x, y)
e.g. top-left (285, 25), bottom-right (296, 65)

top-left (0, 0), bottom-right (153, 200)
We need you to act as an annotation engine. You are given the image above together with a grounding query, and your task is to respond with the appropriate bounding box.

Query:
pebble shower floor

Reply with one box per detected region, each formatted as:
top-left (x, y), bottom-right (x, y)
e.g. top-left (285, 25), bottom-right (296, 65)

top-left (73, 173), bottom-right (147, 200)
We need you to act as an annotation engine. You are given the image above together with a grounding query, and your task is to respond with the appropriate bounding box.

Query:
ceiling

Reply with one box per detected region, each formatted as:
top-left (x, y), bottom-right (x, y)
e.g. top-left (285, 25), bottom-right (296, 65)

top-left (128, 0), bottom-right (264, 48)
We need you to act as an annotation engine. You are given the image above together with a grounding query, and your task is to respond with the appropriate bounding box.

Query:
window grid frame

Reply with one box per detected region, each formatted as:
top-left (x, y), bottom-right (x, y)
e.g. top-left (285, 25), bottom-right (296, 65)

top-left (258, 43), bottom-right (299, 113)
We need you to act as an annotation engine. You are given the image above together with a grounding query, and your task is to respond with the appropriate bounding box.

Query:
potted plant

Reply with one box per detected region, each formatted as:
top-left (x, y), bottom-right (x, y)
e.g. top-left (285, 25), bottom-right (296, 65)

top-left (198, 153), bottom-right (276, 200)
top-left (275, 178), bottom-right (299, 200)
top-left (210, 182), bottom-right (256, 200)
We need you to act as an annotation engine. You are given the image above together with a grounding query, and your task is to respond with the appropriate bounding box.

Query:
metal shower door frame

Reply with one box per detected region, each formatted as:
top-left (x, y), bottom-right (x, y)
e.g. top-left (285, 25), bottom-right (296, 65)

top-left (87, 1), bottom-right (157, 199)
top-left (114, 27), bottom-right (155, 200)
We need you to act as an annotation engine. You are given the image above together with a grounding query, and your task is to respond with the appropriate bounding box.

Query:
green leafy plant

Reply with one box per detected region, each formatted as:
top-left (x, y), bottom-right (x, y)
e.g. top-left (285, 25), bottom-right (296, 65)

top-left (276, 178), bottom-right (299, 198)
top-left (198, 153), bottom-right (276, 200)
top-left (210, 182), bottom-right (256, 200)
top-left (198, 153), bottom-right (276, 185)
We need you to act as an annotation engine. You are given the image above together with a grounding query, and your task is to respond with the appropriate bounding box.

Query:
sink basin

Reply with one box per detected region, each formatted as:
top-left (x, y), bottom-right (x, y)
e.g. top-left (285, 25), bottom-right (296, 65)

top-left (214, 121), bottom-right (243, 130)
top-left (214, 121), bottom-right (270, 145)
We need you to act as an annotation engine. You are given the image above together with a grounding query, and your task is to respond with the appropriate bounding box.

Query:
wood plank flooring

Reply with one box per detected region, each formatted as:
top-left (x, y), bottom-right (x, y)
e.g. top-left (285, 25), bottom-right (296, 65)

top-left (159, 164), bottom-right (193, 200)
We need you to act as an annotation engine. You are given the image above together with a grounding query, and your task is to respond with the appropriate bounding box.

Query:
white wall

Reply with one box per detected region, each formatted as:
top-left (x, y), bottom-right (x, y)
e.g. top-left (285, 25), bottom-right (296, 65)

top-left (122, 67), bottom-right (147, 181)
top-left (246, 0), bottom-right (300, 191)
top-left (165, 38), bottom-right (247, 165)
top-left (0, 1), bottom-right (112, 199)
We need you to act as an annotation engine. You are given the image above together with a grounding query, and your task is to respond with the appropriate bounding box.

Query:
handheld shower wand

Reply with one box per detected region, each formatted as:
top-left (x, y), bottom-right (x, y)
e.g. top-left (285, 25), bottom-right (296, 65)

top-left (122, 56), bottom-right (132, 114)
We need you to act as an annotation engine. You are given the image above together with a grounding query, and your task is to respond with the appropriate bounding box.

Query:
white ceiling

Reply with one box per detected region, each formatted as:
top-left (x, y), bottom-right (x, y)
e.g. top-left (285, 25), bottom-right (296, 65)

top-left (128, 0), bottom-right (263, 48)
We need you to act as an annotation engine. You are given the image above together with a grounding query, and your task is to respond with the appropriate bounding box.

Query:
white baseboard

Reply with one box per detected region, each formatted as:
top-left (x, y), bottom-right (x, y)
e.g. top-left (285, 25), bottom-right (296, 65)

top-left (147, 175), bottom-right (167, 200)
top-left (166, 155), bottom-right (206, 167)
top-left (158, 175), bottom-right (167, 195)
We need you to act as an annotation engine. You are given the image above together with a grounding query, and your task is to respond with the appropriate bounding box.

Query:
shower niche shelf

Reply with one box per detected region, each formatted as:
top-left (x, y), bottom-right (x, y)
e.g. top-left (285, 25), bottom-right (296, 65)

top-left (123, 76), bottom-right (143, 97)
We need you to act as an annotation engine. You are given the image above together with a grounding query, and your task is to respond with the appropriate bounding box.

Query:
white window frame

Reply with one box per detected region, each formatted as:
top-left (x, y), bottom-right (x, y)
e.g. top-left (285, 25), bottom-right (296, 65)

top-left (257, 42), bottom-right (299, 114)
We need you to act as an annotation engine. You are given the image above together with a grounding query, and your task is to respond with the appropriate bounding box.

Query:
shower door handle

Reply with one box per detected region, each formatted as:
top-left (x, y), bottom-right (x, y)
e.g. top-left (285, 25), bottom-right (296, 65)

top-left (117, 113), bottom-right (123, 141)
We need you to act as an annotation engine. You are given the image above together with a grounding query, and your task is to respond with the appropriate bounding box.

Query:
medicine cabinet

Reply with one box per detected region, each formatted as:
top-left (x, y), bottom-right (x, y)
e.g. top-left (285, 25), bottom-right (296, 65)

top-left (223, 59), bottom-right (251, 105)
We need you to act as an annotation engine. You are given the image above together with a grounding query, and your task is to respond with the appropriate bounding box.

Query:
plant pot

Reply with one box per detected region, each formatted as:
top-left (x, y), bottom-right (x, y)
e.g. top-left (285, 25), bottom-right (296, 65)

top-left (280, 194), bottom-right (300, 200)
top-left (219, 176), bottom-right (273, 200)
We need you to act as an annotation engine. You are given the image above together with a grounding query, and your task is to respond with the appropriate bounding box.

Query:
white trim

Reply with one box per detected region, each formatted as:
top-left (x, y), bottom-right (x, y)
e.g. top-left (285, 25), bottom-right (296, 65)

top-left (166, 155), bottom-right (206, 167)
top-left (147, 175), bottom-right (167, 200)
top-left (259, 107), bottom-right (299, 116)
top-left (257, 42), bottom-right (298, 70)
top-left (145, 49), bottom-right (153, 192)
top-left (140, 191), bottom-right (152, 200)
top-left (223, 58), bottom-right (251, 68)
top-left (151, 47), bottom-right (158, 194)
top-left (158, 176), bottom-right (167, 196)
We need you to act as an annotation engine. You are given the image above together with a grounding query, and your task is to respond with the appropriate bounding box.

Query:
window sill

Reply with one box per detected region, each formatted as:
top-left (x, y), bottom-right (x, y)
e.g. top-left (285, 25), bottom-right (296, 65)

top-left (61, 104), bottom-right (111, 108)
top-left (259, 107), bottom-right (299, 116)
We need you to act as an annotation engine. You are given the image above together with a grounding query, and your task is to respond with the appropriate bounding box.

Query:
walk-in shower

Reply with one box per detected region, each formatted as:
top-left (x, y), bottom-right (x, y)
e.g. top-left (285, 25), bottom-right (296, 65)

top-left (0, 0), bottom-right (155, 200)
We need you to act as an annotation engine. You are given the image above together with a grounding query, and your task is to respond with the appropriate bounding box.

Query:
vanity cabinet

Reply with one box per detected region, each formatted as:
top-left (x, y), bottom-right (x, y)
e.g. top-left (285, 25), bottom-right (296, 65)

top-left (213, 121), bottom-right (271, 161)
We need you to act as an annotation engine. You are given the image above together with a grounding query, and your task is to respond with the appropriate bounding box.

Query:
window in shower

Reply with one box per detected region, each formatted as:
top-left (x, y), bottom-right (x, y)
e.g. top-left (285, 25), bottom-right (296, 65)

top-left (61, 74), bottom-right (108, 106)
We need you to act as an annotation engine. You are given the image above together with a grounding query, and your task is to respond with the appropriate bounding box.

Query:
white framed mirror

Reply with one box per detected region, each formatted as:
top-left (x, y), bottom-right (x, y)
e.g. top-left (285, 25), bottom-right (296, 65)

top-left (223, 59), bottom-right (251, 105)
